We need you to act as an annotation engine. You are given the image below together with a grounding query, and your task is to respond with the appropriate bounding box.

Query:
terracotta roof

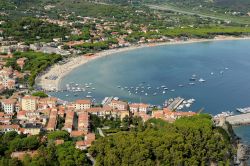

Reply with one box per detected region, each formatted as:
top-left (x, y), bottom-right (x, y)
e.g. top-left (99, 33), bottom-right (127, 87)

top-left (22, 95), bottom-right (39, 100)
top-left (0, 124), bottom-right (20, 130)
top-left (70, 131), bottom-right (85, 137)
top-left (1, 99), bottom-right (16, 105)
top-left (75, 99), bottom-right (91, 105)
top-left (11, 151), bottom-right (38, 160)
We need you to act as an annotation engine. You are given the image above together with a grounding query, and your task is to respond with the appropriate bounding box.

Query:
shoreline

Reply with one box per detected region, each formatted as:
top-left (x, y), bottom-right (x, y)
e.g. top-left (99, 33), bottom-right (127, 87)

top-left (35, 36), bottom-right (250, 91)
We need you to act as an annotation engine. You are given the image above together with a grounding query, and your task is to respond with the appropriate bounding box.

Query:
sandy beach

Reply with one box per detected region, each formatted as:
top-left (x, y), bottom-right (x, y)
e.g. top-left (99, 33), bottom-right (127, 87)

top-left (35, 36), bottom-right (250, 91)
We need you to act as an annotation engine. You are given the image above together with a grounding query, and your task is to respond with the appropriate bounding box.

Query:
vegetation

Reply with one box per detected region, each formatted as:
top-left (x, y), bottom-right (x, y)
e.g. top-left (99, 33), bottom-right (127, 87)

top-left (0, 17), bottom-right (69, 44)
top-left (89, 114), bottom-right (235, 165)
top-left (5, 51), bottom-right (62, 87)
top-left (32, 91), bottom-right (48, 98)
top-left (0, 131), bottom-right (91, 166)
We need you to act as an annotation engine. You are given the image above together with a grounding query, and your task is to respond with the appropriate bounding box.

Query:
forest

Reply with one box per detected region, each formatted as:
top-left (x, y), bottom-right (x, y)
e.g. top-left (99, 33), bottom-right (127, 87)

top-left (0, 18), bottom-right (69, 44)
top-left (89, 114), bottom-right (235, 166)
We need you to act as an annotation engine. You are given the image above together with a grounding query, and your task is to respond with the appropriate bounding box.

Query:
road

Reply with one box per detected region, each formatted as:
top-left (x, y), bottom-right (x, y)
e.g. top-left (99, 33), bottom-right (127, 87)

top-left (86, 153), bottom-right (95, 166)
top-left (97, 128), bottom-right (105, 137)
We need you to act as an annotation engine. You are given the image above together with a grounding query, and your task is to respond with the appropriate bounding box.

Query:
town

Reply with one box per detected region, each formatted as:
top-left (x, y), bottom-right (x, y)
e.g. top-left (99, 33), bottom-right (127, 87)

top-left (0, 94), bottom-right (197, 152)
top-left (1, 0), bottom-right (250, 165)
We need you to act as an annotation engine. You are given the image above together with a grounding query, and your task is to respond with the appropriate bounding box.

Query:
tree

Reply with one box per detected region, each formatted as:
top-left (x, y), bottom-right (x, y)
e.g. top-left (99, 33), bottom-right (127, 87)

top-left (32, 91), bottom-right (48, 98)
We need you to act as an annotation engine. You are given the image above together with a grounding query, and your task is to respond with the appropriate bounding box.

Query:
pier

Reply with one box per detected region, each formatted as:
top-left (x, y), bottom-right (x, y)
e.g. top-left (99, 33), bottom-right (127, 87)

top-left (226, 113), bottom-right (250, 125)
top-left (166, 97), bottom-right (184, 111)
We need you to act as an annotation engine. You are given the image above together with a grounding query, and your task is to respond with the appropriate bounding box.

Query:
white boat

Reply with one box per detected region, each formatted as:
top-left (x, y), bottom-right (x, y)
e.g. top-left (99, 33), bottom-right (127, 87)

top-left (145, 93), bottom-right (148, 96)
top-left (162, 91), bottom-right (166, 94)
top-left (164, 88), bottom-right (168, 90)
top-left (170, 89), bottom-right (175, 92)
top-left (178, 84), bottom-right (184, 87)
top-left (236, 107), bottom-right (250, 114)
top-left (198, 78), bottom-right (206, 82)
top-left (210, 72), bottom-right (214, 75)
top-left (87, 92), bottom-right (92, 94)
top-left (153, 92), bottom-right (157, 96)
top-left (86, 95), bottom-right (92, 98)
top-left (189, 82), bottom-right (195, 85)
top-left (65, 94), bottom-right (69, 97)
top-left (92, 88), bottom-right (95, 90)
top-left (185, 103), bottom-right (191, 108)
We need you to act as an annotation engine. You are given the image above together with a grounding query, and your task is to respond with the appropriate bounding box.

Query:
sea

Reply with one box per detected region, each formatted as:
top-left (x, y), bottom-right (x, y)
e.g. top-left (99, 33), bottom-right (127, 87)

top-left (50, 39), bottom-right (250, 156)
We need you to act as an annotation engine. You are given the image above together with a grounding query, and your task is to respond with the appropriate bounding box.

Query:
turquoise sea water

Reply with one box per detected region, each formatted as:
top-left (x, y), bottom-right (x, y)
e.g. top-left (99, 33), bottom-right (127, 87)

top-left (50, 40), bottom-right (250, 154)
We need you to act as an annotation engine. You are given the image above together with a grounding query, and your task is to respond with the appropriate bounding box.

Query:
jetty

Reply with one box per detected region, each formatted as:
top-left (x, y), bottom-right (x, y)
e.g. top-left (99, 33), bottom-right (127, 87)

top-left (226, 113), bottom-right (250, 125)
top-left (166, 97), bottom-right (184, 111)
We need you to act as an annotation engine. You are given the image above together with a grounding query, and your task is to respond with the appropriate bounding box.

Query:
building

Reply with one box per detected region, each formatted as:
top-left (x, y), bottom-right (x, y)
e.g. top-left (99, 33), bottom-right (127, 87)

top-left (16, 57), bottom-right (27, 70)
top-left (46, 109), bottom-right (57, 131)
top-left (21, 95), bottom-right (39, 111)
top-left (63, 111), bottom-right (75, 133)
top-left (78, 112), bottom-right (89, 132)
top-left (11, 151), bottom-right (38, 160)
top-left (39, 97), bottom-right (58, 108)
top-left (75, 133), bottom-right (96, 150)
top-left (109, 100), bottom-right (128, 111)
top-left (74, 99), bottom-right (91, 110)
top-left (0, 124), bottom-right (20, 133)
top-left (1, 99), bottom-right (17, 114)
top-left (129, 103), bottom-right (149, 113)
top-left (22, 123), bottom-right (42, 135)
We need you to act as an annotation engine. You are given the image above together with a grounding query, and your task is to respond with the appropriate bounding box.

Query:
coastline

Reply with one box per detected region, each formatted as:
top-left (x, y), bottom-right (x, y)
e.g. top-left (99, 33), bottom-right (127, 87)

top-left (35, 36), bottom-right (250, 91)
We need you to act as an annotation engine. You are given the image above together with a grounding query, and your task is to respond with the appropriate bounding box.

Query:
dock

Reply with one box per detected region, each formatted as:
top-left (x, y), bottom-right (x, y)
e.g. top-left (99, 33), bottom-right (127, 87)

top-left (226, 113), bottom-right (250, 125)
top-left (166, 97), bottom-right (184, 111)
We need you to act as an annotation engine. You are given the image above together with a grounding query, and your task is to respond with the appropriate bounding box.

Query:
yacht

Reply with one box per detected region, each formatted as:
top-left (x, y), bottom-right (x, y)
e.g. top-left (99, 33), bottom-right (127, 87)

top-left (189, 82), bottom-right (195, 85)
top-left (163, 91), bottom-right (166, 94)
top-left (170, 89), bottom-right (175, 92)
top-left (86, 95), bottom-right (92, 98)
